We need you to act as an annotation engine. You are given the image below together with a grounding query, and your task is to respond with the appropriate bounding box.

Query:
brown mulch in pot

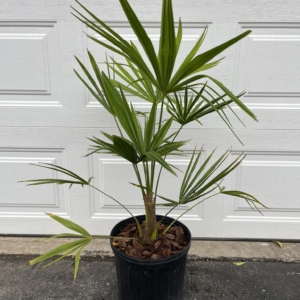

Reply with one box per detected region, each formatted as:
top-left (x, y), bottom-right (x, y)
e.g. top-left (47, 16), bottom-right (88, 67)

top-left (112, 220), bottom-right (189, 260)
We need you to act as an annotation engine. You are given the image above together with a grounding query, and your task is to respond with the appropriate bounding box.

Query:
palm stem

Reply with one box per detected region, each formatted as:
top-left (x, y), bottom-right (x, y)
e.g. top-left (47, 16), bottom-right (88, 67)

top-left (90, 184), bottom-right (143, 236)
top-left (162, 192), bottom-right (221, 235)
top-left (150, 160), bottom-right (155, 195)
top-left (150, 203), bottom-right (179, 240)
top-left (154, 124), bottom-right (183, 204)
top-left (157, 96), bottom-right (165, 130)
top-left (114, 116), bottom-right (124, 137)
top-left (143, 162), bottom-right (150, 192)
top-left (133, 164), bottom-right (146, 198)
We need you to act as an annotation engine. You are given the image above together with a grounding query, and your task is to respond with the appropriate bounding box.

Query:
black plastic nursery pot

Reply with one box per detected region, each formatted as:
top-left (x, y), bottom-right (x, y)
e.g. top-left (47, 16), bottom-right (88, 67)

top-left (110, 215), bottom-right (191, 300)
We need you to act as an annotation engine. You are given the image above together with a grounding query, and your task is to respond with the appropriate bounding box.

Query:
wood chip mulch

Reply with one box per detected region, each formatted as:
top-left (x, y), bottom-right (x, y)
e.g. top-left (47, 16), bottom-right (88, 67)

top-left (112, 221), bottom-right (189, 260)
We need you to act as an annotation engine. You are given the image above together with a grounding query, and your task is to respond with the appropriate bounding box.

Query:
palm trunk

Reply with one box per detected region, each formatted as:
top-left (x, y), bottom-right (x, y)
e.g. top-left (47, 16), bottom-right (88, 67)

top-left (144, 193), bottom-right (156, 244)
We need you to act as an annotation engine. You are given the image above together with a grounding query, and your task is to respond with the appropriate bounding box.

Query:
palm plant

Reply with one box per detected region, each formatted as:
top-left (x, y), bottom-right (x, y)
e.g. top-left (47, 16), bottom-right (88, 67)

top-left (21, 0), bottom-right (265, 280)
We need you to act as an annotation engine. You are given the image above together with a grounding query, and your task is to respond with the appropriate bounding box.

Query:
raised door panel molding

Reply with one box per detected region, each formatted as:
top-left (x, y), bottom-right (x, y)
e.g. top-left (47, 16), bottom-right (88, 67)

top-left (223, 151), bottom-right (300, 222)
top-left (0, 21), bottom-right (62, 107)
top-left (234, 22), bottom-right (300, 110)
top-left (0, 148), bottom-right (69, 217)
top-left (83, 22), bottom-right (212, 108)
top-left (89, 152), bottom-right (203, 221)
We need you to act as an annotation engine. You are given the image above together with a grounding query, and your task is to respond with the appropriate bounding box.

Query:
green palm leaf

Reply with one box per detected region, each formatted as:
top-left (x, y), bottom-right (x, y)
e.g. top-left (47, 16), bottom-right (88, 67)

top-left (99, 73), bottom-right (144, 152)
top-left (47, 213), bottom-right (91, 237)
top-left (87, 135), bottom-right (139, 164)
top-left (203, 75), bottom-right (257, 121)
top-left (74, 55), bottom-right (114, 115)
top-left (112, 135), bottom-right (139, 163)
top-left (107, 59), bottom-right (150, 101)
top-left (41, 244), bottom-right (84, 270)
top-left (172, 26), bottom-right (208, 83)
top-left (72, 1), bottom-right (159, 87)
top-left (156, 141), bottom-right (186, 157)
top-left (179, 149), bottom-right (242, 203)
top-left (20, 163), bottom-right (91, 188)
top-left (28, 239), bottom-right (91, 266)
top-left (150, 118), bottom-right (173, 150)
top-left (183, 150), bottom-right (228, 201)
top-left (144, 150), bottom-right (177, 176)
top-left (188, 154), bottom-right (243, 202)
top-left (221, 190), bottom-right (267, 213)
top-left (168, 30), bottom-right (251, 90)
top-left (119, 0), bottom-right (162, 85)
top-left (144, 104), bottom-right (157, 152)
top-left (158, 0), bottom-right (176, 89)
top-left (74, 242), bottom-right (90, 281)
top-left (175, 18), bottom-right (182, 55)
top-left (180, 148), bottom-right (204, 198)
top-left (125, 49), bottom-right (156, 100)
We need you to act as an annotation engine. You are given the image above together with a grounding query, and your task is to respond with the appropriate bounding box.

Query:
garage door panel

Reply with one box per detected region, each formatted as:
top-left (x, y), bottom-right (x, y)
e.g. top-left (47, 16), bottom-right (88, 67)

top-left (1, 0), bottom-right (299, 239)
top-left (89, 152), bottom-right (203, 221)
top-left (224, 151), bottom-right (300, 221)
top-left (1, 106), bottom-right (300, 130)
top-left (234, 22), bottom-right (300, 108)
top-left (0, 148), bottom-right (69, 217)
top-left (0, 21), bottom-right (62, 107)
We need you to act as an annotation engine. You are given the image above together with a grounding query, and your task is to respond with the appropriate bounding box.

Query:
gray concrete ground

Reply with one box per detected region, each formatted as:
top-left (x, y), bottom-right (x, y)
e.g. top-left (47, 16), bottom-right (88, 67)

top-left (1, 237), bottom-right (300, 262)
top-left (0, 238), bottom-right (300, 299)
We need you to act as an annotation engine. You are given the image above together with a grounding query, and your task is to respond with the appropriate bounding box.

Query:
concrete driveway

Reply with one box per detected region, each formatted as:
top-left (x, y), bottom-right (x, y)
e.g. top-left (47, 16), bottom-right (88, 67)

top-left (0, 238), bottom-right (299, 299)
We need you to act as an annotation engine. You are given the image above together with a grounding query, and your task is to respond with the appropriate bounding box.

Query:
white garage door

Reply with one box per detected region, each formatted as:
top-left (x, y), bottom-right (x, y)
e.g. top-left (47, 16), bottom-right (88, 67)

top-left (1, 0), bottom-right (300, 239)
